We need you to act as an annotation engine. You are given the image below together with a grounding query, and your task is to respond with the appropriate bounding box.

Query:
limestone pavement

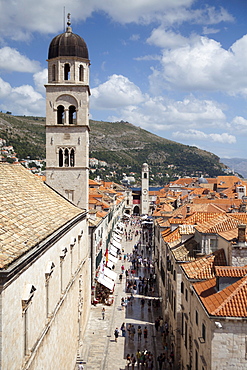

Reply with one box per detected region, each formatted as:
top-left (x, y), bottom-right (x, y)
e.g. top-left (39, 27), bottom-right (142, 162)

top-left (80, 223), bottom-right (168, 370)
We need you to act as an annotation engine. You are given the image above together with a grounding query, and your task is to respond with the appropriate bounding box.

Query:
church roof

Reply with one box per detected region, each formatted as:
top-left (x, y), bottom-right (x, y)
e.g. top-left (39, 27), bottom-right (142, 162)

top-left (0, 163), bottom-right (85, 269)
top-left (48, 17), bottom-right (89, 60)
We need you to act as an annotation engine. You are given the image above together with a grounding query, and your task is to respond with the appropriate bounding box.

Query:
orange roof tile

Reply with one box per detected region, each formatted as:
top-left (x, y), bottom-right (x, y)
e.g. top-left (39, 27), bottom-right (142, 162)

top-left (181, 249), bottom-right (227, 279)
top-left (194, 275), bottom-right (247, 317)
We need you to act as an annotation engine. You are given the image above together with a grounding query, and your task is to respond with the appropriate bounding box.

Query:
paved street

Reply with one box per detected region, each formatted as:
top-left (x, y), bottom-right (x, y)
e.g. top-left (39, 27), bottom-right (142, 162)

top-left (80, 220), bottom-right (169, 370)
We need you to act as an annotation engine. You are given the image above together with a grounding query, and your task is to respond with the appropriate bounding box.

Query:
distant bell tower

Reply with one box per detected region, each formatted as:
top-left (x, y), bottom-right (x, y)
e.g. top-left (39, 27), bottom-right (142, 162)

top-left (141, 163), bottom-right (149, 214)
top-left (45, 14), bottom-right (90, 210)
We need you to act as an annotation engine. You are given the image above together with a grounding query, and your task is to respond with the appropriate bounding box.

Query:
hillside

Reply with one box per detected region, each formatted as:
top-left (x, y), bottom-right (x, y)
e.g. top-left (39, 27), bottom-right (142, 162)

top-left (0, 112), bottom-right (227, 183)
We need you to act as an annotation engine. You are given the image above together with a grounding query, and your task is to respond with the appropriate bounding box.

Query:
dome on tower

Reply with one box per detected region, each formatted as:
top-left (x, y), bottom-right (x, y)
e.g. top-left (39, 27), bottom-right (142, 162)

top-left (48, 15), bottom-right (89, 60)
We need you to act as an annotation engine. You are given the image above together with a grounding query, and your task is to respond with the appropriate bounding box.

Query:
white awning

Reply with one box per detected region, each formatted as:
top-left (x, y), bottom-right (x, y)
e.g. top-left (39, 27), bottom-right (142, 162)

top-left (103, 267), bottom-right (117, 281)
top-left (109, 248), bottom-right (117, 257)
top-left (108, 253), bottom-right (118, 264)
top-left (113, 233), bottom-right (122, 242)
top-left (107, 260), bottom-right (114, 269)
top-left (111, 239), bottom-right (121, 250)
top-left (97, 273), bottom-right (115, 291)
top-left (109, 244), bottom-right (118, 255)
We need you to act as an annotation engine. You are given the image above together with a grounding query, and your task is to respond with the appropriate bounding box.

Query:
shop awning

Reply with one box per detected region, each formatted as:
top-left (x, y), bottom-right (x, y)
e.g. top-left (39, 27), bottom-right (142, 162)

top-left (113, 233), bottom-right (122, 242)
top-left (97, 273), bottom-right (115, 291)
top-left (107, 260), bottom-right (114, 269)
top-left (109, 244), bottom-right (118, 255)
top-left (108, 253), bottom-right (118, 264)
top-left (103, 266), bottom-right (117, 281)
top-left (111, 238), bottom-right (121, 250)
top-left (109, 248), bottom-right (117, 257)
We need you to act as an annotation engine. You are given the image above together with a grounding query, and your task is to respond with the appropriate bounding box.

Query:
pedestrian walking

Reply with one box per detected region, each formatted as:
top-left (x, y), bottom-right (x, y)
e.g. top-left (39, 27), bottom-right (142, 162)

top-left (114, 327), bottom-right (119, 342)
top-left (101, 307), bottom-right (105, 320)
top-left (137, 325), bottom-right (142, 341)
top-left (126, 354), bottom-right (131, 368)
top-left (144, 326), bottom-right (148, 342)
top-left (121, 322), bottom-right (126, 337)
top-left (131, 354), bottom-right (136, 369)
top-left (78, 362), bottom-right (84, 370)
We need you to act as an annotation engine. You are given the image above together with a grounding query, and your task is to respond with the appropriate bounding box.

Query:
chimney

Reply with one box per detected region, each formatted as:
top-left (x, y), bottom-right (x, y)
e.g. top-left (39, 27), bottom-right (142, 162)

top-left (238, 224), bottom-right (246, 243)
top-left (186, 205), bottom-right (191, 214)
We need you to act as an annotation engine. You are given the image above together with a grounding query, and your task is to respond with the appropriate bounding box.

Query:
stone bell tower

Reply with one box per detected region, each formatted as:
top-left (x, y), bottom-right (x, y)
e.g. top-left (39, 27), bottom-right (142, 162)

top-left (45, 14), bottom-right (90, 210)
top-left (141, 162), bottom-right (149, 214)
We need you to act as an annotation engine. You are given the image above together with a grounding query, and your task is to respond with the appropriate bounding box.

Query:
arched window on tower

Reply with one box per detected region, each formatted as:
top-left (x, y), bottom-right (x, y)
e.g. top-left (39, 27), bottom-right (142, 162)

top-left (59, 148), bottom-right (63, 167)
top-left (79, 65), bottom-right (84, 81)
top-left (64, 63), bottom-right (70, 80)
top-left (58, 147), bottom-right (75, 168)
top-left (64, 148), bottom-right (69, 167)
top-left (57, 105), bottom-right (64, 124)
top-left (70, 148), bottom-right (75, 167)
top-left (144, 173), bottom-right (147, 179)
top-left (52, 64), bottom-right (56, 81)
top-left (69, 105), bottom-right (76, 124)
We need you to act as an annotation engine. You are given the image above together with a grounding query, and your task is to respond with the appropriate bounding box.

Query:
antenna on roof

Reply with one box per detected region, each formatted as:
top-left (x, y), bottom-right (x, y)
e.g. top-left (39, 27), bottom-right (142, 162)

top-left (63, 6), bottom-right (66, 32)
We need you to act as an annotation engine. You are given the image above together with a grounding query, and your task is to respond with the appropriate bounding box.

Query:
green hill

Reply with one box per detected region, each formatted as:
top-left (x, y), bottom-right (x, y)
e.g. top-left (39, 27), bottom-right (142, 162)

top-left (0, 112), bottom-right (227, 183)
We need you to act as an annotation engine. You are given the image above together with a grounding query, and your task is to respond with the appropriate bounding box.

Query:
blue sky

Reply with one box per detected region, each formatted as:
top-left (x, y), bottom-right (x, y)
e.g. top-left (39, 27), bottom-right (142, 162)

top-left (1, 0), bottom-right (247, 160)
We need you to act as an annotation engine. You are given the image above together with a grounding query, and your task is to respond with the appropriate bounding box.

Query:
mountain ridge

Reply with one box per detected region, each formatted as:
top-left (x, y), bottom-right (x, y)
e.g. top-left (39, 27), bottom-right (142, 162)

top-left (0, 112), bottom-right (230, 182)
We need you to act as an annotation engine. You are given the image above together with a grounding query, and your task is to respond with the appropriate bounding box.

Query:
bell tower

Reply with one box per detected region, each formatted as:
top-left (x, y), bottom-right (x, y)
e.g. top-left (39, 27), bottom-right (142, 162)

top-left (45, 14), bottom-right (90, 210)
top-left (141, 163), bottom-right (149, 214)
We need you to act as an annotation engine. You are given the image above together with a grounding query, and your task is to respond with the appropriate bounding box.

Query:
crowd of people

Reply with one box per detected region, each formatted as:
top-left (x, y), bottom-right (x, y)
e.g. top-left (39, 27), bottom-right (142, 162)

top-left (112, 216), bottom-right (175, 369)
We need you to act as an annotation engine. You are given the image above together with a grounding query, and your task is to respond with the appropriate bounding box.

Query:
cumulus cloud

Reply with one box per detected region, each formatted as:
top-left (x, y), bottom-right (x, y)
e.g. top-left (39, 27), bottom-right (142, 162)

top-left (172, 129), bottom-right (236, 144)
top-left (33, 69), bottom-right (48, 93)
top-left (231, 116), bottom-right (247, 134)
top-left (147, 28), bottom-right (189, 49)
top-left (90, 74), bottom-right (145, 109)
top-left (0, 0), bottom-right (232, 41)
top-left (148, 34), bottom-right (247, 96)
top-left (0, 47), bottom-right (40, 73)
top-left (0, 77), bottom-right (45, 116)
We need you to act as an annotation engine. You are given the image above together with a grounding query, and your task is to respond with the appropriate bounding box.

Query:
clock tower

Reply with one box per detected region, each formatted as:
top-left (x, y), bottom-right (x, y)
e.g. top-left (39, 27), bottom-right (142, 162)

top-left (141, 163), bottom-right (149, 214)
top-left (45, 14), bottom-right (90, 210)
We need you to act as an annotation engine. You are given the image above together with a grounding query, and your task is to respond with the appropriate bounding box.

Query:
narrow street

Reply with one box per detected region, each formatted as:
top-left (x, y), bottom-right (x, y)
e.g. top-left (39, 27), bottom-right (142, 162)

top-left (81, 217), bottom-right (172, 370)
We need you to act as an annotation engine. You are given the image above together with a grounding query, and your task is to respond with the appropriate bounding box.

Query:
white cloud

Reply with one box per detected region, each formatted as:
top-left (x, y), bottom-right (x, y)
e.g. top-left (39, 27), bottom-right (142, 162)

top-left (90, 74), bottom-right (145, 109)
top-left (172, 129), bottom-right (236, 144)
top-left (33, 69), bottom-right (47, 93)
top-left (231, 116), bottom-right (247, 134)
top-left (0, 47), bottom-right (40, 73)
top-left (0, 78), bottom-right (12, 98)
top-left (147, 28), bottom-right (189, 49)
top-left (149, 34), bottom-right (247, 95)
top-left (0, 1), bottom-right (232, 41)
top-left (0, 77), bottom-right (45, 116)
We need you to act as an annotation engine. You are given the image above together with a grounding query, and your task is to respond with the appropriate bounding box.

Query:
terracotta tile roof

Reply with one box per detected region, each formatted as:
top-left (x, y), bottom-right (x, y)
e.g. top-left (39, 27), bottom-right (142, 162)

top-left (218, 228), bottom-right (238, 241)
top-left (182, 212), bottom-right (222, 225)
top-left (195, 214), bottom-right (239, 233)
top-left (0, 163), bottom-right (84, 269)
top-left (181, 249), bottom-right (227, 280)
top-left (217, 175), bottom-right (242, 190)
top-left (163, 227), bottom-right (181, 243)
top-left (229, 213), bottom-right (247, 223)
top-left (215, 265), bottom-right (247, 278)
top-left (192, 198), bottom-right (242, 211)
top-left (173, 245), bottom-right (194, 261)
top-left (193, 275), bottom-right (247, 317)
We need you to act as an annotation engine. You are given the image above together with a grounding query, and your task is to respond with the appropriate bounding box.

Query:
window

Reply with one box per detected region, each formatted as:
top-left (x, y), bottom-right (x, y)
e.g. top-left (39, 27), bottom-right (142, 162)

top-left (181, 281), bottom-right (184, 294)
top-left (195, 349), bottom-right (198, 370)
top-left (185, 289), bottom-right (188, 301)
top-left (64, 63), bottom-right (70, 80)
top-left (79, 65), bottom-right (84, 81)
top-left (173, 270), bottom-right (176, 281)
top-left (69, 105), bottom-right (76, 124)
top-left (58, 147), bottom-right (75, 167)
top-left (144, 172), bottom-right (147, 179)
top-left (185, 321), bottom-right (188, 348)
top-left (202, 323), bottom-right (206, 341)
top-left (52, 64), bottom-right (56, 81)
top-left (57, 105), bottom-right (64, 124)
top-left (195, 310), bottom-right (198, 325)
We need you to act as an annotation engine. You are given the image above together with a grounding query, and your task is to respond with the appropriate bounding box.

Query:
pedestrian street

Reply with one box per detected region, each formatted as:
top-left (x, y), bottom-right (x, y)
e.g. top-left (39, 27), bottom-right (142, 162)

top-left (80, 217), bottom-right (173, 370)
